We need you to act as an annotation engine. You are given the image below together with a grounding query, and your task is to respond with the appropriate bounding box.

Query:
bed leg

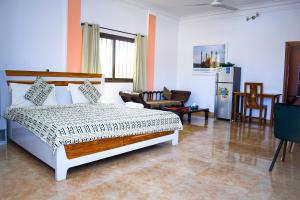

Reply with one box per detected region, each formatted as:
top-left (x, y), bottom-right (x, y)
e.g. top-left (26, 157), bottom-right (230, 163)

top-left (55, 146), bottom-right (69, 181)
top-left (172, 130), bottom-right (179, 146)
top-left (55, 167), bottom-right (68, 181)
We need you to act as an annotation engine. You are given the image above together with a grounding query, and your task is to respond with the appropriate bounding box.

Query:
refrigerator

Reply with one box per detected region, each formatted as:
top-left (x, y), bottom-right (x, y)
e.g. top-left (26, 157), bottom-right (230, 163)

top-left (215, 67), bottom-right (241, 120)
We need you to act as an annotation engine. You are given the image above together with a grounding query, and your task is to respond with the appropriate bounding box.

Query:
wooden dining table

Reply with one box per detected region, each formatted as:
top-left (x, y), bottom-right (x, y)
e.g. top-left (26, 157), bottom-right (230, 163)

top-left (233, 92), bottom-right (281, 126)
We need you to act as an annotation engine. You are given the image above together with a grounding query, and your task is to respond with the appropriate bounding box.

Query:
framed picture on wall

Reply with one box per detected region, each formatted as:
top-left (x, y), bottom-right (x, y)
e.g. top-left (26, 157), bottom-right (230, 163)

top-left (193, 44), bottom-right (226, 74)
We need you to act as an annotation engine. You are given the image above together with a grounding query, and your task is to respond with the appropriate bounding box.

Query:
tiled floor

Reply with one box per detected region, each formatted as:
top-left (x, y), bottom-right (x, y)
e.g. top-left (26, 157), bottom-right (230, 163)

top-left (0, 117), bottom-right (299, 200)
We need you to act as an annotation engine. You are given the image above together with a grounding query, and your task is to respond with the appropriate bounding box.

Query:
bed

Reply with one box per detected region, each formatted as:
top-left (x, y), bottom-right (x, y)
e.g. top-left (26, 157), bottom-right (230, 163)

top-left (0, 70), bottom-right (182, 181)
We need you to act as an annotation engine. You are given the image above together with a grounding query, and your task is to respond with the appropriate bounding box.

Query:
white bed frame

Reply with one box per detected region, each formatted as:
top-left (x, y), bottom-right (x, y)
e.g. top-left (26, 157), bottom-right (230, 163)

top-left (0, 70), bottom-right (179, 181)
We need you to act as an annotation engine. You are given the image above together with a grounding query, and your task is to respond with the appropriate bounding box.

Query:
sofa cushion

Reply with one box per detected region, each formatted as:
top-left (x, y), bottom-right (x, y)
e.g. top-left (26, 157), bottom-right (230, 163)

top-left (163, 87), bottom-right (172, 100)
top-left (146, 100), bottom-right (181, 108)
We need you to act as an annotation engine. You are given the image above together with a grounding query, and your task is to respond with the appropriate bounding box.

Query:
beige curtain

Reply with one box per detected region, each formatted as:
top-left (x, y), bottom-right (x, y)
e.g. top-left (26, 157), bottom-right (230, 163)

top-left (133, 34), bottom-right (148, 91)
top-left (81, 23), bottom-right (101, 73)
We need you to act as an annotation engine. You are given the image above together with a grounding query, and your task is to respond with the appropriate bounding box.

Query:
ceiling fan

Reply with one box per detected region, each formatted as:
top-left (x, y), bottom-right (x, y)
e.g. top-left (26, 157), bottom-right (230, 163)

top-left (185, 0), bottom-right (238, 11)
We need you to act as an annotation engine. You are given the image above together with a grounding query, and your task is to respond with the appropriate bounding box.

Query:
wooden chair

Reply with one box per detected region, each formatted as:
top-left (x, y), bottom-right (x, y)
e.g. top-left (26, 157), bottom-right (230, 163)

top-left (243, 82), bottom-right (267, 125)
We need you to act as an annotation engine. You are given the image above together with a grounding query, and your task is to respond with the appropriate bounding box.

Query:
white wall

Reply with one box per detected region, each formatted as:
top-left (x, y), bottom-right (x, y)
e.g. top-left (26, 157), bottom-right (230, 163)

top-left (154, 14), bottom-right (179, 90)
top-left (0, 0), bottom-right (67, 71)
top-left (81, 0), bottom-right (148, 35)
top-left (177, 6), bottom-right (300, 114)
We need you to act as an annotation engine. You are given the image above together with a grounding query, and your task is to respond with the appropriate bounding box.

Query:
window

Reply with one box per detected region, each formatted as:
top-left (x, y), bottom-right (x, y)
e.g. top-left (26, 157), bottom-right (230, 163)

top-left (99, 33), bottom-right (135, 82)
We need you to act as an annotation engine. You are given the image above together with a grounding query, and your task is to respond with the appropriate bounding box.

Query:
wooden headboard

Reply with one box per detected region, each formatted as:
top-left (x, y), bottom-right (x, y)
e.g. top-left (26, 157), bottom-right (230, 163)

top-left (0, 70), bottom-right (105, 117)
top-left (5, 70), bottom-right (103, 86)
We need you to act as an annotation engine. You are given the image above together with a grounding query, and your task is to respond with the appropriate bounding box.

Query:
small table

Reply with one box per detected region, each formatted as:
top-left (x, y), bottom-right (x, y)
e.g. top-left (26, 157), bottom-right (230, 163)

top-left (187, 108), bottom-right (209, 123)
top-left (233, 92), bottom-right (281, 126)
top-left (160, 106), bottom-right (209, 123)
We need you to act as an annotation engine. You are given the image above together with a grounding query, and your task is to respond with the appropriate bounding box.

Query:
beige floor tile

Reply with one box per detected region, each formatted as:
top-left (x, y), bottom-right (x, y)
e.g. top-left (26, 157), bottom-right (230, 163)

top-left (0, 118), bottom-right (299, 200)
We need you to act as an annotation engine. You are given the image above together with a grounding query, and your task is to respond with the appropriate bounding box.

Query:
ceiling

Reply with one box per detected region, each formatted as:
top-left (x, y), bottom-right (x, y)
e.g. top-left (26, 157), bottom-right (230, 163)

top-left (121, 0), bottom-right (300, 17)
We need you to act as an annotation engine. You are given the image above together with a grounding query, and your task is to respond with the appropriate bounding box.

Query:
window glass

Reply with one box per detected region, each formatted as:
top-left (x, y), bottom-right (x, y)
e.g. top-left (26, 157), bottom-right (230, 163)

top-left (115, 40), bottom-right (134, 79)
top-left (99, 38), bottom-right (113, 78)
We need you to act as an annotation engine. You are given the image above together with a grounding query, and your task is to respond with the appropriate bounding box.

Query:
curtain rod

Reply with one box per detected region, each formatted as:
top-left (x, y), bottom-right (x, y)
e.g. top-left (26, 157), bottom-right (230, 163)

top-left (81, 23), bottom-right (144, 37)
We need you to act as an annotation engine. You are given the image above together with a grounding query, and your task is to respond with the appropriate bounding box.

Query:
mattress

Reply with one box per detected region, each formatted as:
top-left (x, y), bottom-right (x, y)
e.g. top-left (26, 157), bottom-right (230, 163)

top-left (6, 103), bottom-right (182, 152)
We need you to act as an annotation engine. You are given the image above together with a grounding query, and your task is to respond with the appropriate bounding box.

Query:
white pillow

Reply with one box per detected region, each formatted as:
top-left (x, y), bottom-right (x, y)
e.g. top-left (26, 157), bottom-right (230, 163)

top-left (68, 83), bottom-right (105, 104)
top-left (9, 83), bottom-right (57, 107)
top-left (125, 102), bottom-right (144, 109)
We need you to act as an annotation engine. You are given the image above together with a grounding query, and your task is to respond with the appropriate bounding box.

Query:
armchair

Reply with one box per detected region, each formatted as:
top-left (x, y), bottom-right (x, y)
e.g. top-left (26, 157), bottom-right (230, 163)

top-left (269, 103), bottom-right (300, 171)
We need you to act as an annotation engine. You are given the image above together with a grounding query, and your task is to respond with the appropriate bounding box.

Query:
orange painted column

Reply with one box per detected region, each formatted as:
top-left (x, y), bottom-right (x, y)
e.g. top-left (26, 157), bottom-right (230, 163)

top-left (66, 0), bottom-right (82, 72)
top-left (147, 14), bottom-right (156, 91)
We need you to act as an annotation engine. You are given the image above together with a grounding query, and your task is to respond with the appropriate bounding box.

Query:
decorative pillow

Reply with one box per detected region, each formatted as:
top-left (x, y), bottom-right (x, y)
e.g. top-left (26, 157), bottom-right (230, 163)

top-left (78, 80), bottom-right (101, 103)
top-left (10, 83), bottom-right (57, 107)
top-left (163, 86), bottom-right (172, 100)
top-left (24, 77), bottom-right (54, 106)
top-left (68, 83), bottom-right (105, 104)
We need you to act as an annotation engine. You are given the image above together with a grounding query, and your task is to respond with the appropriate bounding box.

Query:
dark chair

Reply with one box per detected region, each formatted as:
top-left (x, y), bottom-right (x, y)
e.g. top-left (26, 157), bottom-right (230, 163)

top-left (243, 82), bottom-right (267, 125)
top-left (269, 103), bottom-right (300, 171)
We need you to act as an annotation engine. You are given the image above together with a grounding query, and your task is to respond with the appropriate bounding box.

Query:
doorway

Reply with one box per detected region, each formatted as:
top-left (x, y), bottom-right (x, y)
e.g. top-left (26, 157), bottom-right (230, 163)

top-left (283, 41), bottom-right (300, 105)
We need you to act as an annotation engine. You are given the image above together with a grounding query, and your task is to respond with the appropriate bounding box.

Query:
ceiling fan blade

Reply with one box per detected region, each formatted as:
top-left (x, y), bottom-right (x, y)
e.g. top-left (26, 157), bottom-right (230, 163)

top-left (218, 4), bottom-right (238, 11)
top-left (184, 3), bottom-right (210, 7)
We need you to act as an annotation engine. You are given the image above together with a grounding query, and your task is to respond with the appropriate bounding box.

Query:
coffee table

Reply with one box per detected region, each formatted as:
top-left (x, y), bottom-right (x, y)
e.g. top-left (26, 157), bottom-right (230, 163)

top-left (160, 106), bottom-right (209, 123)
top-left (187, 108), bottom-right (209, 123)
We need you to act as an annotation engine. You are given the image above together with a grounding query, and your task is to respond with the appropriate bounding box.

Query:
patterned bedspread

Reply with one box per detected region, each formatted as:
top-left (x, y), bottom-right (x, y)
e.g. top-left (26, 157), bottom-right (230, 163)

top-left (6, 103), bottom-right (182, 152)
